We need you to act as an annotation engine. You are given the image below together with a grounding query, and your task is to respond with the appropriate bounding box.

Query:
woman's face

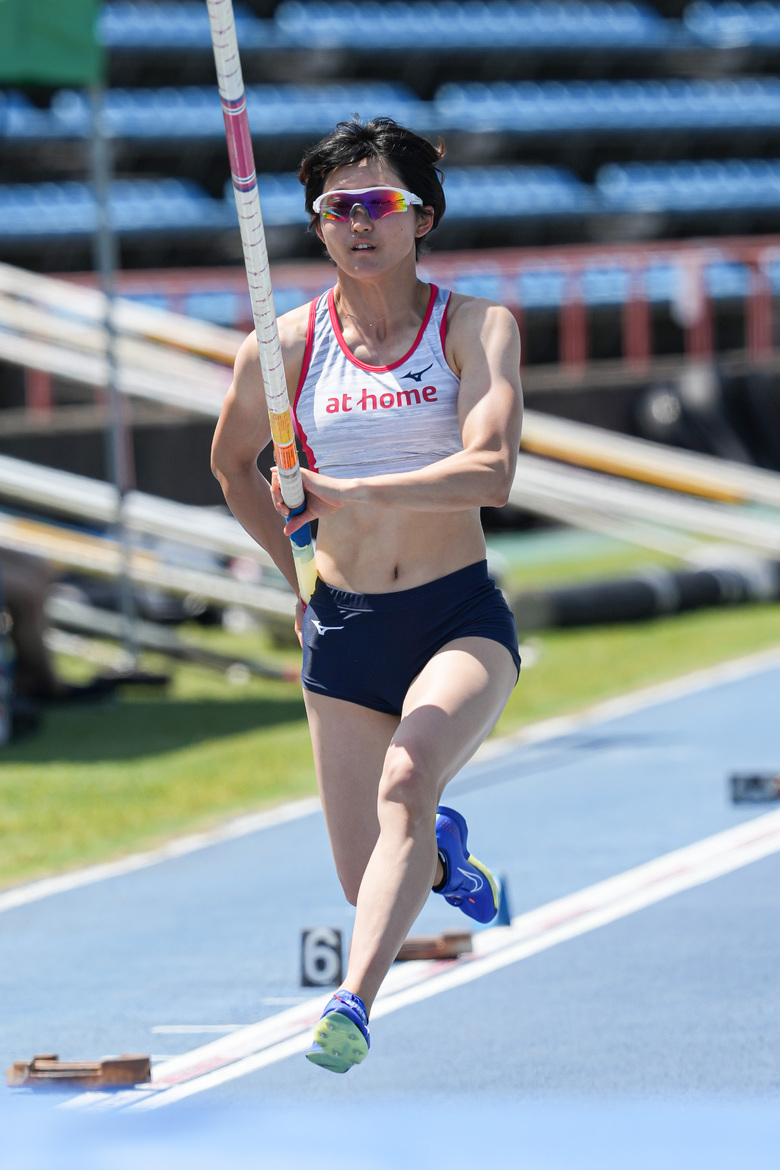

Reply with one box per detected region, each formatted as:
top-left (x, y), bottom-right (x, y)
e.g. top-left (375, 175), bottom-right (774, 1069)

top-left (313, 157), bottom-right (434, 277)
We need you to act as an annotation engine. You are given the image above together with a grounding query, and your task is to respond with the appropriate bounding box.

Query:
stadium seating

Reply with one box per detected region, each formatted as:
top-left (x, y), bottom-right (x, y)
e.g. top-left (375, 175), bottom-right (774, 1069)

top-left (3, 158), bottom-right (779, 243)
top-left (455, 260), bottom-right (756, 311)
top-left (6, 76), bottom-right (780, 143)
top-left (99, 1), bottom-right (275, 49)
top-left (2, 83), bottom-right (431, 140)
top-left (0, 165), bottom-right (595, 241)
top-left (273, 0), bottom-right (678, 49)
top-left (97, 1), bottom-right (780, 54)
top-left (434, 78), bottom-right (780, 132)
top-left (0, 179), bottom-right (232, 239)
top-left (2, 0), bottom-right (779, 305)
top-left (96, 0), bottom-right (680, 52)
top-left (597, 159), bottom-right (780, 212)
top-left (684, 1), bottom-right (780, 47)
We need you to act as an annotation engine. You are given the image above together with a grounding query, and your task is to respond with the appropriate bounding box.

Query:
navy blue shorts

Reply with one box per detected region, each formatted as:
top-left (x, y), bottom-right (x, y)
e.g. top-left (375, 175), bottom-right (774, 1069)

top-left (301, 560), bottom-right (520, 717)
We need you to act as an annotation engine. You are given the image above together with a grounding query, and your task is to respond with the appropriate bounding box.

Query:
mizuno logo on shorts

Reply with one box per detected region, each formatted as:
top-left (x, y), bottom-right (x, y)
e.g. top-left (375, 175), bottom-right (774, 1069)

top-left (311, 613), bottom-right (363, 635)
top-left (312, 620), bottom-right (344, 635)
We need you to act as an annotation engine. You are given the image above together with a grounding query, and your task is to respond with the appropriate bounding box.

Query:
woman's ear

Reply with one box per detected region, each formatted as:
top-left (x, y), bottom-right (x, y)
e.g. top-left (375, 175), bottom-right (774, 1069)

top-left (415, 206), bottom-right (435, 238)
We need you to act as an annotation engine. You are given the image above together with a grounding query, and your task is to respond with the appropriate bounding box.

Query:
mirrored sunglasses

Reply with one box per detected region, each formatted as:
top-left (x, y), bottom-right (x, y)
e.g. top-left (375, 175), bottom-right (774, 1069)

top-left (312, 186), bottom-right (423, 222)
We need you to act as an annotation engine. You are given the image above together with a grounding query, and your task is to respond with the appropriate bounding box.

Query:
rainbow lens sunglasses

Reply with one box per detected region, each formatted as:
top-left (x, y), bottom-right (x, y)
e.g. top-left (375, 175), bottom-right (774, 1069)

top-left (312, 186), bottom-right (423, 221)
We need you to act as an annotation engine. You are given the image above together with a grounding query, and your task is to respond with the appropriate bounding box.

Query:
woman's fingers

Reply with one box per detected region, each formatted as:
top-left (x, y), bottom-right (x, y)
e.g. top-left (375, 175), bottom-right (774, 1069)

top-left (283, 507), bottom-right (315, 536)
top-left (270, 467), bottom-right (286, 513)
top-left (272, 467), bottom-right (347, 533)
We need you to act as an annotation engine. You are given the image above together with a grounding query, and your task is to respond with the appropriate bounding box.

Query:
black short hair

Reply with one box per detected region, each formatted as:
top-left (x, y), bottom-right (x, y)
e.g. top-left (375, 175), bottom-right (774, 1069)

top-left (298, 117), bottom-right (446, 255)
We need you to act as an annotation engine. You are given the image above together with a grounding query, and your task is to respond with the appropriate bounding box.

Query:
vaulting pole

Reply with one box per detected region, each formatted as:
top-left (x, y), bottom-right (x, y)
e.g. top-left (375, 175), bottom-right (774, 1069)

top-left (205, 0), bottom-right (317, 603)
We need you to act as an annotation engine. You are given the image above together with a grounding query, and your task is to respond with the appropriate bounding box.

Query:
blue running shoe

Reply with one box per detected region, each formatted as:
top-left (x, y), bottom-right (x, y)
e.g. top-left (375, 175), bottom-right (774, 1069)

top-left (306, 990), bottom-right (370, 1074)
top-left (434, 805), bottom-right (499, 924)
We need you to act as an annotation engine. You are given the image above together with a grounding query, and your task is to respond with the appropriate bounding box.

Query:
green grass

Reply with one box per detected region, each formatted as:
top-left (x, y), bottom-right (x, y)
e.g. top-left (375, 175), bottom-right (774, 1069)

top-left (3, 570), bottom-right (780, 892)
top-left (497, 602), bottom-right (780, 733)
top-left (0, 659), bottom-right (314, 890)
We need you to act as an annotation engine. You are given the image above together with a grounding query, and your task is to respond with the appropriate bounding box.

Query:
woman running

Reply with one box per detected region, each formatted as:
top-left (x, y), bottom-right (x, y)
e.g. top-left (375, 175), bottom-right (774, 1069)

top-left (212, 117), bottom-right (523, 1074)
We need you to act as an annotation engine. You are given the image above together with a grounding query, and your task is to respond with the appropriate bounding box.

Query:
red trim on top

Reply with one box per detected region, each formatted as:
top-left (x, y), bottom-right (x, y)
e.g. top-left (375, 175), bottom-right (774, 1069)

top-left (439, 289), bottom-right (452, 353)
top-left (292, 295), bottom-right (320, 472)
top-left (326, 284), bottom-right (438, 373)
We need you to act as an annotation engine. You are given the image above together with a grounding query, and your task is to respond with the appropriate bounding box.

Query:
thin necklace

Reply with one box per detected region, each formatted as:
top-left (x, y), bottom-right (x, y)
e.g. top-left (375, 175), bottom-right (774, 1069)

top-left (337, 304), bottom-right (386, 329)
top-left (343, 315), bottom-right (384, 328)
top-left (335, 286), bottom-right (427, 329)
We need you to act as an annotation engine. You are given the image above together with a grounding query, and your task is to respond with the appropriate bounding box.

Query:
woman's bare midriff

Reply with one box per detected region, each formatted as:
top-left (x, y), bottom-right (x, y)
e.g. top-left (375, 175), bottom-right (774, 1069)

top-left (313, 505), bottom-right (487, 594)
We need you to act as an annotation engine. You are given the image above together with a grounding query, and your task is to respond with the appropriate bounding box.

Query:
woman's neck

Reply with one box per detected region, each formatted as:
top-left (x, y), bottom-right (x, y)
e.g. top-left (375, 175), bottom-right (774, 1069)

top-left (333, 273), bottom-right (430, 343)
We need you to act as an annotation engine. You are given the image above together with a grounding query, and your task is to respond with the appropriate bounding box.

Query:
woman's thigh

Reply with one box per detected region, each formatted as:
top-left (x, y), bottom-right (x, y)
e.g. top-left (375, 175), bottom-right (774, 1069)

top-left (304, 689), bottom-right (399, 902)
top-left (388, 637), bottom-right (517, 802)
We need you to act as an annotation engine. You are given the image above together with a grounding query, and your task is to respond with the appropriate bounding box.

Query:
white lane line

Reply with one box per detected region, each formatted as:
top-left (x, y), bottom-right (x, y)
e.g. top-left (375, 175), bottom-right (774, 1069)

top-left (151, 1025), bottom-right (251, 1035)
top-left (6, 644), bottom-right (780, 916)
top-left (63, 806), bottom-right (780, 1112)
top-left (0, 798), bottom-right (321, 914)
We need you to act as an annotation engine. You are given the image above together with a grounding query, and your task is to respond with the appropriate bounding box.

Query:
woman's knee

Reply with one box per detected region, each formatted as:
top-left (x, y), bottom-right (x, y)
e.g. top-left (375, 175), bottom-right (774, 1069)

top-left (378, 748), bottom-right (438, 826)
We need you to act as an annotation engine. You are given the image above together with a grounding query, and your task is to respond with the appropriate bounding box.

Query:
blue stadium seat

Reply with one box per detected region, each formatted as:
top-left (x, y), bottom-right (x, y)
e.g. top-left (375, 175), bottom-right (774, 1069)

top-left (18, 83), bottom-right (429, 140)
top-left (704, 261), bottom-right (750, 298)
top-left (0, 179), bottom-right (231, 238)
top-left (509, 259), bottom-right (751, 310)
top-left (434, 78), bottom-right (780, 132)
top-left (8, 79), bottom-right (780, 144)
top-left (442, 165), bottom-right (594, 217)
top-left (597, 159), bottom-right (780, 212)
top-left (99, 2), bottom-right (274, 50)
top-left (685, 1), bottom-right (780, 48)
top-left (275, 1), bottom-right (674, 49)
top-left (516, 269), bottom-right (568, 309)
top-left (450, 272), bottom-right (505, 300)
top-left (0, 90), bottom-right (31, 132)
top-left (0, 91), bottom-right (64, 139)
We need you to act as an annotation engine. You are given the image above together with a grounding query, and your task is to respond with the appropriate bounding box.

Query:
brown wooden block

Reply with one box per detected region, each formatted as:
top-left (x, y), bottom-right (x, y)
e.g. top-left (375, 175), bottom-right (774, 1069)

top-left (395, 930), bottom-right (473, 962)
top-left (6, 1053), bottom-right (151, 1089)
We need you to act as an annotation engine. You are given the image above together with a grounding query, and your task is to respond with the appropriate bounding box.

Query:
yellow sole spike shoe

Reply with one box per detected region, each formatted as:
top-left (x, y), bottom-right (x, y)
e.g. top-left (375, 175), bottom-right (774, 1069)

top-left (306, 991), bottom-right (370, 1074)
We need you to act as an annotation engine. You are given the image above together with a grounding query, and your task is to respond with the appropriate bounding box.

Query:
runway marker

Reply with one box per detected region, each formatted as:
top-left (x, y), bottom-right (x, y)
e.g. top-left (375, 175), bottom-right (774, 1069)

top-left (300, 927), bottom-right (343, 987)
top-left (61, 804), bottom-right (780, 1111)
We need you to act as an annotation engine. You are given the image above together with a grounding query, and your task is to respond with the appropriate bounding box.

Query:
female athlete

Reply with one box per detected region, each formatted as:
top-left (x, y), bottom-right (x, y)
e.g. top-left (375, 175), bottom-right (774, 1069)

top-left (211, 117), bottom-right (523, 1074)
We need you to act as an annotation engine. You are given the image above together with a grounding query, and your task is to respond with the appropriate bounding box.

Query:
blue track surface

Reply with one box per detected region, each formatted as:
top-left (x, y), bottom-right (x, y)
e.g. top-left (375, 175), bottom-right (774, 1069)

top-left (2, 655), bottom-right (780, 1162)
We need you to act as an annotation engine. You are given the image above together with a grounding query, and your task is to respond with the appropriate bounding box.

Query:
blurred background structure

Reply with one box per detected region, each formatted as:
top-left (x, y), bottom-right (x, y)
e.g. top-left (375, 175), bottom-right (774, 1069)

top-left (2, 0), bottom-right (780, 729)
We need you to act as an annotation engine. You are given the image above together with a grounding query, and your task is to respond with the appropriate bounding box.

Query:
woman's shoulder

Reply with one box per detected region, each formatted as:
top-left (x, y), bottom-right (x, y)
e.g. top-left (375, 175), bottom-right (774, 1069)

top-left (443, 292), bottom-right (520, 362)
top-left (445, 290), bottom-right (518, 331)
top-left (279, 298), bottom-right (316, 350)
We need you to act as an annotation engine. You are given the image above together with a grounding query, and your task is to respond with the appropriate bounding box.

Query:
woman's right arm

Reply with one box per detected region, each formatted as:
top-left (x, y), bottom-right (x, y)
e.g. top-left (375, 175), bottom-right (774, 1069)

top-left (211, 328), bottom-right (300, 593)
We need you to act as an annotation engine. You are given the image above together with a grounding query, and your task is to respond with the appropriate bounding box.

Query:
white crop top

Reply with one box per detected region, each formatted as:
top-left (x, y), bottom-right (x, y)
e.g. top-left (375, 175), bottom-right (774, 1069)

top-left (291, 284), bottom-right (462, 479)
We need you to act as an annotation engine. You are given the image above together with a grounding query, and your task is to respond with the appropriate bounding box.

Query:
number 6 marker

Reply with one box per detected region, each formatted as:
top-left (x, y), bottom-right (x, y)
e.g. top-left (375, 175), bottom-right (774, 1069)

top-left (301, 927), bottom-right (344, 988)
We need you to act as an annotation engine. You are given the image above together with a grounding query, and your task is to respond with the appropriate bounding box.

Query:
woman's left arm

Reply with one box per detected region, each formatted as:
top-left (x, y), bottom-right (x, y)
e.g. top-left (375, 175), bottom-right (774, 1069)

top-left (279, 300), bottom-right (522, 532)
